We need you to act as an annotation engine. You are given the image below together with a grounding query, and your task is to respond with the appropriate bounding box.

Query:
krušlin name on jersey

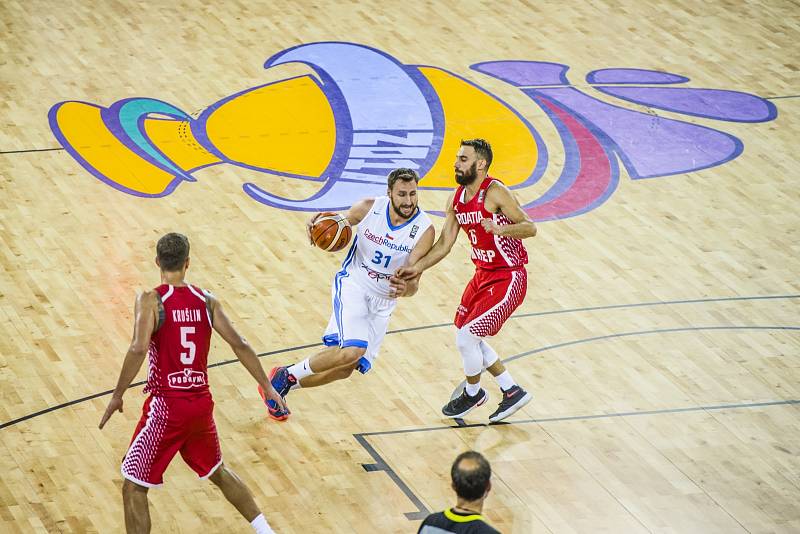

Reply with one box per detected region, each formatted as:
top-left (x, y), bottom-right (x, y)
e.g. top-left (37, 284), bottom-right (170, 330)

top-left (171, 308), bottom-right (203, 323)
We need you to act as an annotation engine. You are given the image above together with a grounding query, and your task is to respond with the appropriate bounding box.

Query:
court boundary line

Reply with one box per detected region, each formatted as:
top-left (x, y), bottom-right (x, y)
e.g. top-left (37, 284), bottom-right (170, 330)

top-left (0, 293), bottom-right (797, 430)
top-left (353, 324), bottom-right (800, 521)
top-left (353, 325), bottom-right (800, 521)
top-left (355, 397), bottom-right (800, 520)
top-left (0, 147), bottom-right (64, 155)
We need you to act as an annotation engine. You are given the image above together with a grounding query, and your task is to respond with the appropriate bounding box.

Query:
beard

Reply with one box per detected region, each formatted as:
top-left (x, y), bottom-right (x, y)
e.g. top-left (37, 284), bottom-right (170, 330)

top-left (455, 161), bottom-right (478, 186)
top-left (391, 198), bottom-right (416, 220)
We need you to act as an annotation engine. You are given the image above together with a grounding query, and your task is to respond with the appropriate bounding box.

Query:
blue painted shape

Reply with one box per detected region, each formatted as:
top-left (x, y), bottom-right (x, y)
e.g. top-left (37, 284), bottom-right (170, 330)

top-left (266, 42), bottom-right (433, 131)
top-left (586, 68), bottom-right (690, 85)
top-left (108, 98), bottom-right (194, 180)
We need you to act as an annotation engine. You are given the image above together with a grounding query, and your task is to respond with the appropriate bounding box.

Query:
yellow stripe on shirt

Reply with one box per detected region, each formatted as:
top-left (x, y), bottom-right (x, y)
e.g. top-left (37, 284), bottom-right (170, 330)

top-left (443, 508), bottom-right (484, 523)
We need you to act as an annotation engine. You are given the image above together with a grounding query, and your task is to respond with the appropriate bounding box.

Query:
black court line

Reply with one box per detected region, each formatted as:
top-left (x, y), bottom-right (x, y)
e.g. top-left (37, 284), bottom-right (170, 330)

top-left (766, 95), bottom-right (800, 100)
top-left (387, 294), bottom-right (800, 336)
top-left (0, 147), bottom-right (64, 155)
top-left (504, 324), bottom-right (800, 364)
top-left (354, 324), bottom-right (800, 520)
top-left (1, 294), bottom-right (797, 430)
top-left (353, 398), bottom-right (800, 520)
top-left (0, 341), bottom-right (322, 430)
top-left (355, 434), bottom-right (431, 521)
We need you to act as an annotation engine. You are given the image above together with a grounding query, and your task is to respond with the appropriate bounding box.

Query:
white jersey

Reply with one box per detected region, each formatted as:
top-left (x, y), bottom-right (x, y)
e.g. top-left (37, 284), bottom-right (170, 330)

top-left (338, 196), bottom-right (432, 299)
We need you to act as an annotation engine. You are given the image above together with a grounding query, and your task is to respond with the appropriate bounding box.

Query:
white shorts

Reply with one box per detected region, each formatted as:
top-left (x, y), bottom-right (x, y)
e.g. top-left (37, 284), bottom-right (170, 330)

top-left (323, 277), bottom-right (396, 364)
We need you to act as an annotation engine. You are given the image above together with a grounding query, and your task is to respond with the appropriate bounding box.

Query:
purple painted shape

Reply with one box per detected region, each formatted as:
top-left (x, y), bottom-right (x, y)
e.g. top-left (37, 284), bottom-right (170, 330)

top-left (521, 94), bottom-right (618, 221)
top-left (535, 87), bottom-right (742, 178)
top-left (587, 68), bottom-right (689, 85)
top-left (595, 86), bottom-right (778, 123)
top-left (243, 179), bottom-right (387, 212)
top-left (471, 61), bottom-right (570, 86)
top-left (244, 43), bottom-right (444, 211)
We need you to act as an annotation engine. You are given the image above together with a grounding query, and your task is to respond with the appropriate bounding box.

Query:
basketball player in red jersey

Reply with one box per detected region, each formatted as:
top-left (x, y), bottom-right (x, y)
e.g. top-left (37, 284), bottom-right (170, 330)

top-left (98, 233), bottom-right (285, 534)
top-left (397, 139), bottom-right (535, 422)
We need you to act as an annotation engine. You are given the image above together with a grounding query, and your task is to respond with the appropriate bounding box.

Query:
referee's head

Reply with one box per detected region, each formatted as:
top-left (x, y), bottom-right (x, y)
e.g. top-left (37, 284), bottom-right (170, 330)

top-left (451, 451), bottom-right (492, 501)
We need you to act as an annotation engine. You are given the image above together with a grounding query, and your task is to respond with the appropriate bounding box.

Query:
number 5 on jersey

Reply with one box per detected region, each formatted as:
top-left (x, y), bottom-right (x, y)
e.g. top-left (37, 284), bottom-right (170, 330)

top-left (180, 326), bottom-right (196, 364)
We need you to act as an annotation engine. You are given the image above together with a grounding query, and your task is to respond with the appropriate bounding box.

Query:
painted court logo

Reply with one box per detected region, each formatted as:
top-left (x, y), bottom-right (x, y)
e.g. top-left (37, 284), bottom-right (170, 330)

top-left (49, 42), bottom-right (777, 221)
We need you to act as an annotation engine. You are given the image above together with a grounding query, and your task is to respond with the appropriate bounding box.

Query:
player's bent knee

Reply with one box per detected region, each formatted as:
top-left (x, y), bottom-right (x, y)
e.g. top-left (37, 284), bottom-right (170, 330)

top-left (208, 463), bottom-right (227, 486)
top-left (339, 346), bottom-right (366, 365)
top-left (456, 326), bottom-right (480, 351)
top-left (338, 361), bottom-right (360, 379)
top-left (122, 478), bottom-right (148, 496)
top-left (456, 326), bottom-right (483, 376)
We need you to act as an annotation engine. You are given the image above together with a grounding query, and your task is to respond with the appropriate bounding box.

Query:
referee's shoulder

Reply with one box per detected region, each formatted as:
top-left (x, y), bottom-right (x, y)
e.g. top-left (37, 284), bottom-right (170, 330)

top-left (417, 510), bottom-right (501, 533)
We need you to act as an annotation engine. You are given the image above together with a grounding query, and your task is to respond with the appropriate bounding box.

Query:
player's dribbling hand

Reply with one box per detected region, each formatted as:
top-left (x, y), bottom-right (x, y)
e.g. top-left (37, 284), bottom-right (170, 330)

top-left (388, 275), bottom-right (407, 297)
top-left (98, 395), bottom-right (123, 429)
top-left (262, 383), bottom-right (289, 413)
top-left (395, 265), bottom-right (420, 280)
top-left (480, 218), bottom-right (501, 235)
top-left (306, 213), bottom-right (322, 245)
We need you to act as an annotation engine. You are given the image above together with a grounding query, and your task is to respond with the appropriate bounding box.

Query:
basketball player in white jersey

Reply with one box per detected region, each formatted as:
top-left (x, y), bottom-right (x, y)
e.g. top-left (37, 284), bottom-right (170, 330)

top-left (260, 168), bottom-right (435, 420)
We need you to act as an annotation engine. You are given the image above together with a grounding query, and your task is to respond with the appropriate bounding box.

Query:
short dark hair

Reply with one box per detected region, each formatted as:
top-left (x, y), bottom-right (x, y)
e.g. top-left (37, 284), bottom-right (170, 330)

top-left (451, 451), bottom-right (491, 501)
top-left (460, 139), bottom-right (493, 170)
top-left (387, 168), bottom-right (419, 190)
top-left (156, 233), bottom-right (190, 272)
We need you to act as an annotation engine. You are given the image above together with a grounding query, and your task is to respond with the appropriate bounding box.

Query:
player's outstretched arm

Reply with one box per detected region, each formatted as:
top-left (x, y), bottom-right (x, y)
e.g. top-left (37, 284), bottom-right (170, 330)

top-left (396, 194), bottom-right (459, 279)
top-left (482, 182), bottom-right (537, 239)
top-left (99, 290), bottom-right (158, 429)
top-left (207, 295), bottom-right (287, 412)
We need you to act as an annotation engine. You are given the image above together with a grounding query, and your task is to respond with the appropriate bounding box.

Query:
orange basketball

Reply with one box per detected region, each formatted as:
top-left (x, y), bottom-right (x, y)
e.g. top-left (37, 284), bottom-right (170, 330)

top-left (311, 212), bottom-right (352, 252)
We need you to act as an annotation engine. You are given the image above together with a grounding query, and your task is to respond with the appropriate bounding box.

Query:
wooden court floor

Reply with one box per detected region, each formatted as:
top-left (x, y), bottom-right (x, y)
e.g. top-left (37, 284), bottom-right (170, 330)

top-left (1, 0), bottom-right (799, 532)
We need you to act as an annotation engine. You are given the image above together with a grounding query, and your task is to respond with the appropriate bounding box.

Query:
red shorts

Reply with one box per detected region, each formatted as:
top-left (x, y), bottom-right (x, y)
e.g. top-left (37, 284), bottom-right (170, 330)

top-left (455, 268), bottom-right (527, 337)
top-left (121, 394), bottom-right (221, 487)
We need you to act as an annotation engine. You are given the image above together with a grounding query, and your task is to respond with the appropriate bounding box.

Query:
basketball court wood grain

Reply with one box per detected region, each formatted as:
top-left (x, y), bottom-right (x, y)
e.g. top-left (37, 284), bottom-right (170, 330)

top-left (1, 0), bottom-right (798, 532)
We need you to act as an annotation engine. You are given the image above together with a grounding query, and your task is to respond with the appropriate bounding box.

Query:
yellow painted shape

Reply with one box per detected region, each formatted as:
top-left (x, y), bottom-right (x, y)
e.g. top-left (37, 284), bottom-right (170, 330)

top-left (143, 119), bottom-right (220, 171)
top-left (204, 76), bottom-right (335, 176)
top-left (53, 102), bottom-right (180, 195)
top-left (417, 67), bottom-right (540, 188)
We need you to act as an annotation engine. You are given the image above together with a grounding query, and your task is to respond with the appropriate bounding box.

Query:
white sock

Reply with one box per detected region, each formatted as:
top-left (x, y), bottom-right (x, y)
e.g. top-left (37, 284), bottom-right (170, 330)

top-left (250, 513), bottom-right (275, 534)
top-left (288, 358), bottom-right (314, 380)
top-left (465, 381), bottom-right (482, 397)
top-left (495, 370), bottom-right (516, 391)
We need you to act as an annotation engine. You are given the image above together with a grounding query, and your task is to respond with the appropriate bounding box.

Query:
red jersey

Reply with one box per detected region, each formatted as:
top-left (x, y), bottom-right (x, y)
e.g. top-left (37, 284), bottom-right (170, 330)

top-left (453, 177), bottom-right (528, 270)
top-left (145, 284), bottom-right (213, 397)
